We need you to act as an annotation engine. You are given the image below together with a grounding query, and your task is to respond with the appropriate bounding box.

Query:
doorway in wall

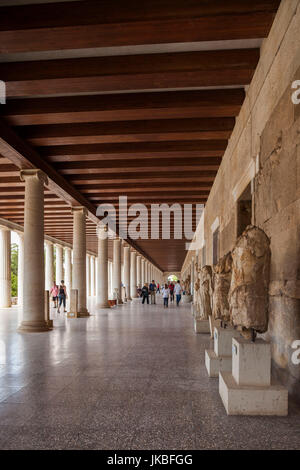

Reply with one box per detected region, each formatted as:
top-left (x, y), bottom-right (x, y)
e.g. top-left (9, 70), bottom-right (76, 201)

top-left (237, 183), bottom-right (252, 238)
top-left (167, 274), bottom-right (178, 283)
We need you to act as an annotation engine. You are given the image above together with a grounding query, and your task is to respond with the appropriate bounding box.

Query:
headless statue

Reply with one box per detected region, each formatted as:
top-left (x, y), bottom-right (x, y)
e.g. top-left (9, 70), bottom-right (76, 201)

top-left (212, 252), bottom-right (233, 325)
top-left (229, 225), bottom-right (271, 340)
top-left (199, 265), bottom-right (213, 320)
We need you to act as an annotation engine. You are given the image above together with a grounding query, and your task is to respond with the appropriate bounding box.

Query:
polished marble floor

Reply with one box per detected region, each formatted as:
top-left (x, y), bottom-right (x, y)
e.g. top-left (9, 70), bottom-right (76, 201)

top-left (0, 296), bottom-right (299, 450)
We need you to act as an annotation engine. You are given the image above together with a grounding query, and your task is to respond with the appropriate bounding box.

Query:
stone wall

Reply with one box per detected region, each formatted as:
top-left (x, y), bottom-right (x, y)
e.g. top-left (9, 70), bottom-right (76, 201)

top-left (182, 0), bottom-right (300, 400)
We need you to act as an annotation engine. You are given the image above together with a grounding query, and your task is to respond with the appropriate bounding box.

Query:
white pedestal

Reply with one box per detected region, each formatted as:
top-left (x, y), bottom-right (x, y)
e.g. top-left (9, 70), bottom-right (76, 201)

top-left (219, 338), bottom-right (288, 415)
top-left (194, 318), bottom-right (210, 333)
top-left (205, 327), bottom-right (240, 377)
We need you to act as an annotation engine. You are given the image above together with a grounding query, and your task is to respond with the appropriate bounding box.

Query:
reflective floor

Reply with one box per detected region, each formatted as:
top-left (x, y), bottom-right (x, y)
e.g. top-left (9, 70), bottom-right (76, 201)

top-left (0, 297), bottom-right (299, 450)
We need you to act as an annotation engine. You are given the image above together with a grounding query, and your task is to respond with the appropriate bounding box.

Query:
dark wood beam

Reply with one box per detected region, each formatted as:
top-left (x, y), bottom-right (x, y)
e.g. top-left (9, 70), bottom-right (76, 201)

top-left (1, 89), bottom-right (245, 125)
top-left (0, 0), bottom-right (279, 53)
top-left (15, 117), bottom-right (235, 145)
top-left (1, 49), bottom-right (259, 98)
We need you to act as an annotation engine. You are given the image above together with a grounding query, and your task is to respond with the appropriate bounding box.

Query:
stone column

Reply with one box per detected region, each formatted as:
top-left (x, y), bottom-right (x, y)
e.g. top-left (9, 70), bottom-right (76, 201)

top-left (137, 255), bottom-right (142, 288)
top-left (91, 256), bottom-right (95, 297)
top-left (147, 262), bottom-right (151, 284)
top-left (0, 227), bottom-right (11, 308)
top-left (64, 247), bottom-right (72, 309)
top-left (72, 206), bottom-right (89, 317)
top-left (130, 250), bottom-right (137, 298)
top-left (45, 241), bottom-right (54, 291)
top-left (123, 244), bottom-right (131, 301)
top-left (86, 254), bottom-right (91, 297)
top-left (141, 258), bottom-right (145, 286)
top-left (96, 226), bottom-right (109, 307)
top-left (55, 245), bottom-right (64, 284)
top-left (18, 169), bottom-right (49, 332)
top-left (112, 237), bottom-right (122, 304)
top-left (17, 233), bottom-right (24, 306)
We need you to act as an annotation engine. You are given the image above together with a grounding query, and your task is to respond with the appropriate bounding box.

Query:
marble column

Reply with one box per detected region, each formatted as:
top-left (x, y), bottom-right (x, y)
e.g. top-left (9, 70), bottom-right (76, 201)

top-left (141, 258), bottom-right (145, 287)
top-left (17, 233), bottom-right (24, 306)
top-left (130, 250), bottom-right (137, 298)
top-left (64, 247), bottom-right (72, 308)
top-left (91, 256), bottom-right (96, 297)
top-left (55, 245), bottom-right (64, 285)
top-left (86, 254), bottom-right (91, 297)
top-left (97, 226), bottom-right (109, 307)
top-left (123, 244), bottom-right (131, 301)
top-left (72, 206), bottom-right (89, 317)
top-left (137, 255), bottom-right (141, 288)
top-left (18, 169), bottom-right (49, 332)
top-left (112, 237), bottom-right (122, 304)
top-left (45, 241), bottom-right (54, 291)
top-left (0, 227), bottom-right (11, 308)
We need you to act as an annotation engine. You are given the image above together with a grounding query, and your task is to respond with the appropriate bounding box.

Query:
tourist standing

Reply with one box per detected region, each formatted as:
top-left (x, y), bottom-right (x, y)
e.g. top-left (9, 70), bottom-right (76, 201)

top-left (50, 282), bottom-right (59, 308)
top-left (174, 280), bottom-right (182, 306)
top-left (141, 283), bottom-right (149, 304)
top-left (162, 284), bottom-right (170, 308)
top-left (169, 282), bottom-right (175, 302)
top-left (149, 280), bottom-right (156, 304)
top-left (57, 280), bottom-right (67, 313)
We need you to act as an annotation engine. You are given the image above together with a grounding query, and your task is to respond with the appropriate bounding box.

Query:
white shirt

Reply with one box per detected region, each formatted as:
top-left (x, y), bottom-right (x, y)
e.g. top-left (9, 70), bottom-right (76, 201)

top-left (162, 288), bottom-right (170, 298)
top-left (174, 283), bottom-right (182, 295)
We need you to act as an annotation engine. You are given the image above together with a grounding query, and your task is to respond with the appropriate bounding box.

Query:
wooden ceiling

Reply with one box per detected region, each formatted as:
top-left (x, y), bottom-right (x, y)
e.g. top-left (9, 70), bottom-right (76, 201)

top-left (0, 0), bottom-right (280, 272)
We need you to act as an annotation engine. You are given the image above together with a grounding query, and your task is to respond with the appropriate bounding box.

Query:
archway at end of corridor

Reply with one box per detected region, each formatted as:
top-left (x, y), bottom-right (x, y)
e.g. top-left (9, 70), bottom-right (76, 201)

top-left (167, 274), bottom-right (178, 283)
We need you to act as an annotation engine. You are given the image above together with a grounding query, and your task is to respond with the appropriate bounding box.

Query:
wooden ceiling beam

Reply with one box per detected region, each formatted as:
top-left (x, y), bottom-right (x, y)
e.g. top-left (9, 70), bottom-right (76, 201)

top-left (1, 89), bottom-right (245, 126)
top-left (1, 49), bottom-right (259, 98)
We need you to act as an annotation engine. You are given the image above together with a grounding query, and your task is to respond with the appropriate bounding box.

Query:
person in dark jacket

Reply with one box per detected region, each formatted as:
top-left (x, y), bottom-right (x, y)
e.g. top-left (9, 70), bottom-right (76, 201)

top-left (141, 283), bottom-right (149, 304)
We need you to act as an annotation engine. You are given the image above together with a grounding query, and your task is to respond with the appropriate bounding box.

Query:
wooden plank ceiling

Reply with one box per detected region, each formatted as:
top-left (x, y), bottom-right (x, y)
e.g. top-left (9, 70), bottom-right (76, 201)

top-left (0, 0), bottom-right (280, 272)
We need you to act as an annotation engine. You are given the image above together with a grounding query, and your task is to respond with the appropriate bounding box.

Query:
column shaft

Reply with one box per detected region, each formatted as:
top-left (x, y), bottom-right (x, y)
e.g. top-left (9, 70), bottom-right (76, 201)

top-left (130, 251), bottom-right (137, 298)
top-left (137, 255), bottom-right (141, 288)
top-left (0, 228), bottom-right (11, 308)
top-left (55, 245), bottom-right (64, 284)
top-left (18, 169), bottom-right (49, 332)
top-left (45, 242), bottom-right (54, 291)
top-left (97, 227), bottom-right (109, 307)
top-left (123, 245), bottom-right (131, 300)
top-left (64, 247), bottom-right (72, 309)
top-left (72, 207), bottom-right (89, 316)
top-left (112, 238), bottom-right (122, 304)
top-left (17, 233), bottom-right (24, 306)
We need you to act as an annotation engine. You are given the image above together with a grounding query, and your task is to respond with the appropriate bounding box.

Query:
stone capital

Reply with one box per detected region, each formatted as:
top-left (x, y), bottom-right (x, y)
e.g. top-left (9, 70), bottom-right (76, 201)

top-left (20, 168), bottom-right (48, 186)
top-left (71, 206), bottom-right (88, 216)
top-left (96, 224), bottom-right (108, 240)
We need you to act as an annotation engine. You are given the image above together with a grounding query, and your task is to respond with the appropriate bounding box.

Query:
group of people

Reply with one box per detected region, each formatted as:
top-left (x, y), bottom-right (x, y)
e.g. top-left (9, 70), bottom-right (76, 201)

top-left (139, 280), bottom-right (183, 308)
top-left (50, 281), bottom-right (67, 313)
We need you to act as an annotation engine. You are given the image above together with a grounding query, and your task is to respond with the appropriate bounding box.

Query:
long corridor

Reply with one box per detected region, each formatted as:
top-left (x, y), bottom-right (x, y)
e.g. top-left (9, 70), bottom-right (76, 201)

top-left (0, 296), bottom-right (299, 450)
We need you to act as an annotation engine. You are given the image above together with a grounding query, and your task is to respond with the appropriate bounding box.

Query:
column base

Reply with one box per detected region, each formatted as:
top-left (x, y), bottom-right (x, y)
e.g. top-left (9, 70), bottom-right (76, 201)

top-left (18, 321), bottom-right (51, 333)
top-left (97, 302), bottom-right (110, 308)
top-left (219, 371), bottom-right (288, 416)
top-left (77, 309), bottom-right (90, 317)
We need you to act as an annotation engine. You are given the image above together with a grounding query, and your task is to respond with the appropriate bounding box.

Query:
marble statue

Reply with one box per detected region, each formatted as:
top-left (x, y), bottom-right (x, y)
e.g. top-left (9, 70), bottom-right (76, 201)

top-left (229, 225), bottom-right (271, 338)
top-left (212, 252), bottom-right (233, 324)
top-left (198, 265), bottom-right (213, 320)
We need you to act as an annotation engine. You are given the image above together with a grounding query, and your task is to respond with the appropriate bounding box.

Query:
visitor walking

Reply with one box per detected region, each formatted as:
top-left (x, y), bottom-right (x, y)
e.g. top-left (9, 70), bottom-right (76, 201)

top-left (156, 283), bottom-right (160, 293)
top-left (141, 283), bottom-right (149, 304)
top-left (50, 282), bottom-right (58, 308)
top-left (57, 280), bottom-right (67, 313)
top-left (169, 282), bottom-right (175, 302)
top-left (149, 280), bottom-right (156, 304)
top-left (174, 280), bottom-right (182, 306)
top-left (162, 284), bottom-right (170, 308)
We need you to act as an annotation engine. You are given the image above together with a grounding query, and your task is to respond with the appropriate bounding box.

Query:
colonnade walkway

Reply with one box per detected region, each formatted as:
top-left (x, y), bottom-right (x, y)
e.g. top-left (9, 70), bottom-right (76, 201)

top-left (0, 296), bottom-right (299, 450)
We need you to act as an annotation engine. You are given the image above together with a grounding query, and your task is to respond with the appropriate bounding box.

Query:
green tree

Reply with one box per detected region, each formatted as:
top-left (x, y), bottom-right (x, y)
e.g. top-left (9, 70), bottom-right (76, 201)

top-left (11, 243), bottom-right (18, 298)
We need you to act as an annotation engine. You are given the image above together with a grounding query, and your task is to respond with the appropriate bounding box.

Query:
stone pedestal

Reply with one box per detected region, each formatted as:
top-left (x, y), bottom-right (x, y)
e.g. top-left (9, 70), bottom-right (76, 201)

top-left (183, 294), bottom-right (192, 303)
top-left (205, 326), bottom-right (240, 377)
top-left (219, 337), bottom-right (288, 415)
top-left (67, 289), bottom-right (79, 318)
top-left (194, 318), bottom-right (210, 333)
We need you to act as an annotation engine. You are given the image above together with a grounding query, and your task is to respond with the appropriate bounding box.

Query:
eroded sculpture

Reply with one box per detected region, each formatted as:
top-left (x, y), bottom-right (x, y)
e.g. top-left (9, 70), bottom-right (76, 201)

top-left (198, 265), bottom-right (213, 320)
top-left (229, 225), bottom-right (271, 338)
top-left (212, 252), bottom-right (233, 324)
